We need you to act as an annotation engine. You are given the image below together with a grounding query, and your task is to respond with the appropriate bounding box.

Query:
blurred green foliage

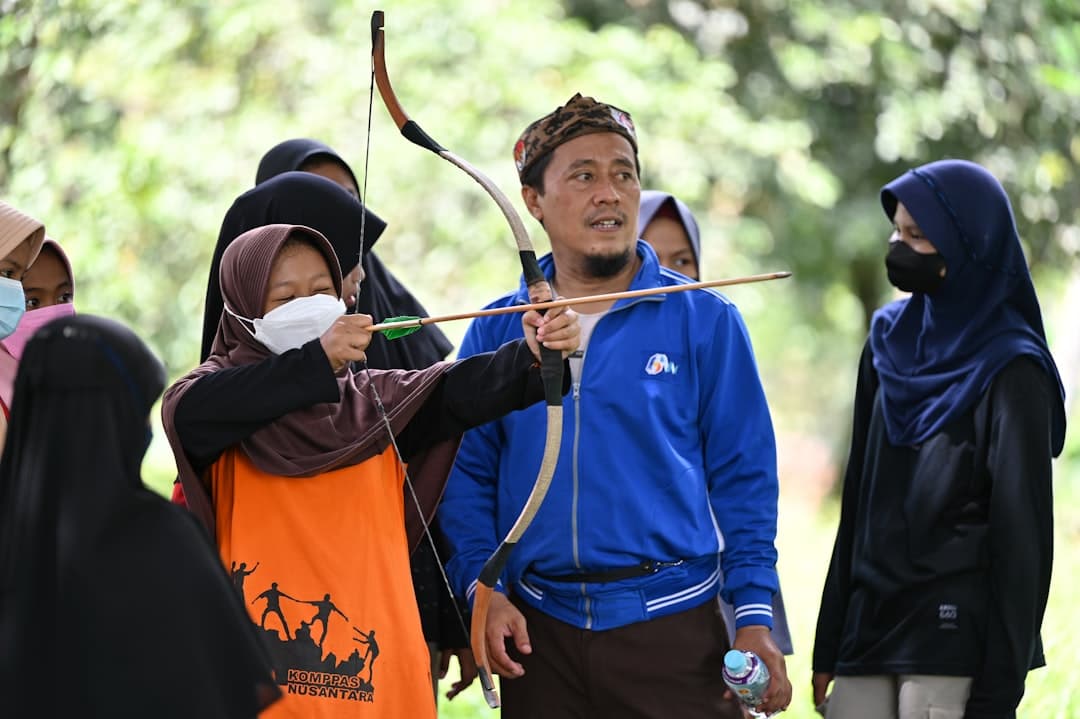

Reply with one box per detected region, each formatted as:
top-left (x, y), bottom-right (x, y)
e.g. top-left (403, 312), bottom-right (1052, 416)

top-left (2, 0), bottom-right (1079, 469)
top-left (4, 1), bottom-right (1080, 715)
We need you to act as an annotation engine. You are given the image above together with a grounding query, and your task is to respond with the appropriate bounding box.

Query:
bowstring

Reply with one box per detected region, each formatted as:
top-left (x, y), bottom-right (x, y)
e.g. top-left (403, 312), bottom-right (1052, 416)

top-left (355, 38), bottom-right (374, 312)
top-left (356, 35), bottom-right (472, 646)
top-left (359, 365), bottom-right (472, 646)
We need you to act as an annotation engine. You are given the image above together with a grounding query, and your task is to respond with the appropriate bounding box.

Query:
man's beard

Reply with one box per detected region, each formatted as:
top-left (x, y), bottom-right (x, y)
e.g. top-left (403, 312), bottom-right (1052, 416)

top-left (583, 246), bottom-right (634, 278)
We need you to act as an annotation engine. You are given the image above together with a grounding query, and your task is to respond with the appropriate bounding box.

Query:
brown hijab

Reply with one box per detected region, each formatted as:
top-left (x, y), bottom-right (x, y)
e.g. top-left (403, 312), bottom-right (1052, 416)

top-left (163, 224), bottom-right (454, 543)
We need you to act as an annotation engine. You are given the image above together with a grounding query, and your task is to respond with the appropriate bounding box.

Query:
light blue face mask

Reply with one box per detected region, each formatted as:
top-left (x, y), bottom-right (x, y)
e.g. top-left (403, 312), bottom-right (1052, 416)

top-left (0, 276), bottom-right (26, 340)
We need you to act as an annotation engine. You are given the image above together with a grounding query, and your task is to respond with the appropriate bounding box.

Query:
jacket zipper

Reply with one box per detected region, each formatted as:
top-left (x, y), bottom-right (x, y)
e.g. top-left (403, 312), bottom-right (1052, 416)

top-left (567, 294), bottom-right (661, 631)
top-left (572, 379), bottom-right (590, 628)
top-left (561, 291), bottom-right (660, 626)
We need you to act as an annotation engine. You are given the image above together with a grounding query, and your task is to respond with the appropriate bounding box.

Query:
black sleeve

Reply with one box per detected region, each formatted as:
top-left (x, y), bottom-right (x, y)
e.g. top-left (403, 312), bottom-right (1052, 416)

top-left (965, 359), bottom-right (1056, 718)
top-left (812, 339), bottom-right (879, 673)
top-left (172, 339), bottom-right (341, 470)
top-left (396, 338), bottom-right (570, 459)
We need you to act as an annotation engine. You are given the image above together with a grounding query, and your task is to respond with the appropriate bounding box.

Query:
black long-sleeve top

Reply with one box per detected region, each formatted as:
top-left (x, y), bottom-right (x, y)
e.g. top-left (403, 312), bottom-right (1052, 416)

top-left (813, 342), bottom-right (1056, 719)
top-left (172, 338), bottom-right (569, 472)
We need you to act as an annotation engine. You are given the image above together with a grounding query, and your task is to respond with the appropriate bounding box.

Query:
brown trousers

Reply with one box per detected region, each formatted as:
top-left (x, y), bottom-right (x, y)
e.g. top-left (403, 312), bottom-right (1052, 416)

top-left (501, 595), bottom-right (746, 719)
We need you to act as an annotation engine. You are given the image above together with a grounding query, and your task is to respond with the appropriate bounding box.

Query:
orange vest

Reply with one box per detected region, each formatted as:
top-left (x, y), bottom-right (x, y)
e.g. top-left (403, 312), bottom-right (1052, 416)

top-left (212, 447), bottom-right (435, 719)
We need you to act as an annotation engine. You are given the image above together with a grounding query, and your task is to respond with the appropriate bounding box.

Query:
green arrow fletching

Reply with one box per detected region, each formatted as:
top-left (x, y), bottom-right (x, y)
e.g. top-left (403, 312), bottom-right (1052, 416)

top-left (378, 316), bottom-right (423, 340)
top-left (383, 326), bottom-right (422, 340)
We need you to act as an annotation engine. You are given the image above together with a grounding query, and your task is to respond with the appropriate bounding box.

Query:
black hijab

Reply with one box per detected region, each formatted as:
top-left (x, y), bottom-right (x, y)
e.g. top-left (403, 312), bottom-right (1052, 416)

top-left (0, 315), bottom-right (279, 717)
top-left (255, 137), bottom-right (360, 188)
top-left (201, 172), bottom-right (384, 359)
top-left (243, 139), bottom-right (454, 370)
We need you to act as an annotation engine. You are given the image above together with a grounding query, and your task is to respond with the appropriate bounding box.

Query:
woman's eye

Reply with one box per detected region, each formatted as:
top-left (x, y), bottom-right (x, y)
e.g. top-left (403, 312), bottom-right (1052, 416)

top-left (59, 293), bottom-right (74, 303)
top-left (25, 298), bottom-right (39, 310)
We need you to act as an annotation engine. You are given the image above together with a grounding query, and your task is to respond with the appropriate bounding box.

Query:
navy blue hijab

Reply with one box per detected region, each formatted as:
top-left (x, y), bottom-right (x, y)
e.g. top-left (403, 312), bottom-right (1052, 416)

top-left (869, 159), bottom-right (1065, 454)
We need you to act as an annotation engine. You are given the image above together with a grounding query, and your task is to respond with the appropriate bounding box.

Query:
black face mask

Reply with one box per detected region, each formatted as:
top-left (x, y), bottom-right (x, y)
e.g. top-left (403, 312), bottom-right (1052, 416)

top-left (885, 241), bottom-right (947, 294)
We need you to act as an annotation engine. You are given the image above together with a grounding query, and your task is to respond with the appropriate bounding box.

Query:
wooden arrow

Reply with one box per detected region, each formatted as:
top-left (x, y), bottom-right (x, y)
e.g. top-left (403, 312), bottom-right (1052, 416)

top-left (370, 271), bottom-right (792, 338)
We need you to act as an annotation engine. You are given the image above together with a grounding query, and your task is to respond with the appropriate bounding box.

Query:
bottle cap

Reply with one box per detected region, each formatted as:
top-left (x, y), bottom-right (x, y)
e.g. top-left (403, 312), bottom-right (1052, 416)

top-left (724, 649), bottom-right (748, 673)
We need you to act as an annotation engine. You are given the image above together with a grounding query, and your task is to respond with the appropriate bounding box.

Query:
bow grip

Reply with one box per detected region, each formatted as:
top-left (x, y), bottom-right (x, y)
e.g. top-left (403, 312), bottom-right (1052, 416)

top-left (518, 250), bottom-right (563, 406)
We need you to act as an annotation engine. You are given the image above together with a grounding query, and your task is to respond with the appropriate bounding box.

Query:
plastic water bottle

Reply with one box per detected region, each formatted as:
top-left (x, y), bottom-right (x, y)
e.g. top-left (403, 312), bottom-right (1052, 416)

top-left (722, 649), bottom-right (770, 715)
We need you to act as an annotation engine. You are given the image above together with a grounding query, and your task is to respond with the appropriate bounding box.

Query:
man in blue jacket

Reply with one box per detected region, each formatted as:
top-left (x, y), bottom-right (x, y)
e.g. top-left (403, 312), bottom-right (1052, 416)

top-left (439, 93), bottom-right (791, 718)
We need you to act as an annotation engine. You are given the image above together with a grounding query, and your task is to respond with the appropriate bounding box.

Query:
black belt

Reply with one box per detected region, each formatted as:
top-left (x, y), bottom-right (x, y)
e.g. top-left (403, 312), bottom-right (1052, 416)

top-left (533, 559), bottom-right (684, 584)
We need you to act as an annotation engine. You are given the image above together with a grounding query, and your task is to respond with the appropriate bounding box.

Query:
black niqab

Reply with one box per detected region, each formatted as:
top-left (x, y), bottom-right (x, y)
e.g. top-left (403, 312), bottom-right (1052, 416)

top-left (0, 315), bottom-right (279, 717)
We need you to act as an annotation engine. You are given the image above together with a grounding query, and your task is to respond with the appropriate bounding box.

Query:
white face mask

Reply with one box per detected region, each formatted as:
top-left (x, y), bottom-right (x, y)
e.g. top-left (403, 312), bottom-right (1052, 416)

top-left (225, 293), bottom-right (346, 355)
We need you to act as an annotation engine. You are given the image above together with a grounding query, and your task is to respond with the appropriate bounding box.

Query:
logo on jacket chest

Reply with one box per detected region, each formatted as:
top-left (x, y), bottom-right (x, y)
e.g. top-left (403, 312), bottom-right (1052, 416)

top-left (938, 602), bottom-right (959, 629)
top-left (645, 352), bottom-right (678, 376)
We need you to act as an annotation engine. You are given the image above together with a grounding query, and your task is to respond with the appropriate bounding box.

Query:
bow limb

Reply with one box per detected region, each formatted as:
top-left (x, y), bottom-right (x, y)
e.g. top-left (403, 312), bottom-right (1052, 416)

top-left (372, 11), bottom-right (565, 709)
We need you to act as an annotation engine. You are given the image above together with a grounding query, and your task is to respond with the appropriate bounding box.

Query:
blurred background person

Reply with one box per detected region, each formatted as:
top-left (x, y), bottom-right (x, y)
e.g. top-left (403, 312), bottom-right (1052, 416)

top-left (1, 237), bottom-right (76, 366)
top-left (0, 200), bottom-right (44, 451)
top-left (639, 190), bottom-right (794, 661)
top-left (638, 190), bottom-right (701, 280)
top-left (249, 138), bottom-right (453, 370)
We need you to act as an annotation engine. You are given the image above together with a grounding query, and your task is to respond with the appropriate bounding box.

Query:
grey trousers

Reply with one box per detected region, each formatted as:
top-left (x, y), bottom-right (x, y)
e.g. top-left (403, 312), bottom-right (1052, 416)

top-left (826, 674), bottom-right (973, 719)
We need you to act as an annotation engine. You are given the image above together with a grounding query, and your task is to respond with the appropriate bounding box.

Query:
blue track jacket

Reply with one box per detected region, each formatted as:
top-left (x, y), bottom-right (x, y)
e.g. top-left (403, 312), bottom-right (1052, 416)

top-left (440, 242), bottom-right (779, 631)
